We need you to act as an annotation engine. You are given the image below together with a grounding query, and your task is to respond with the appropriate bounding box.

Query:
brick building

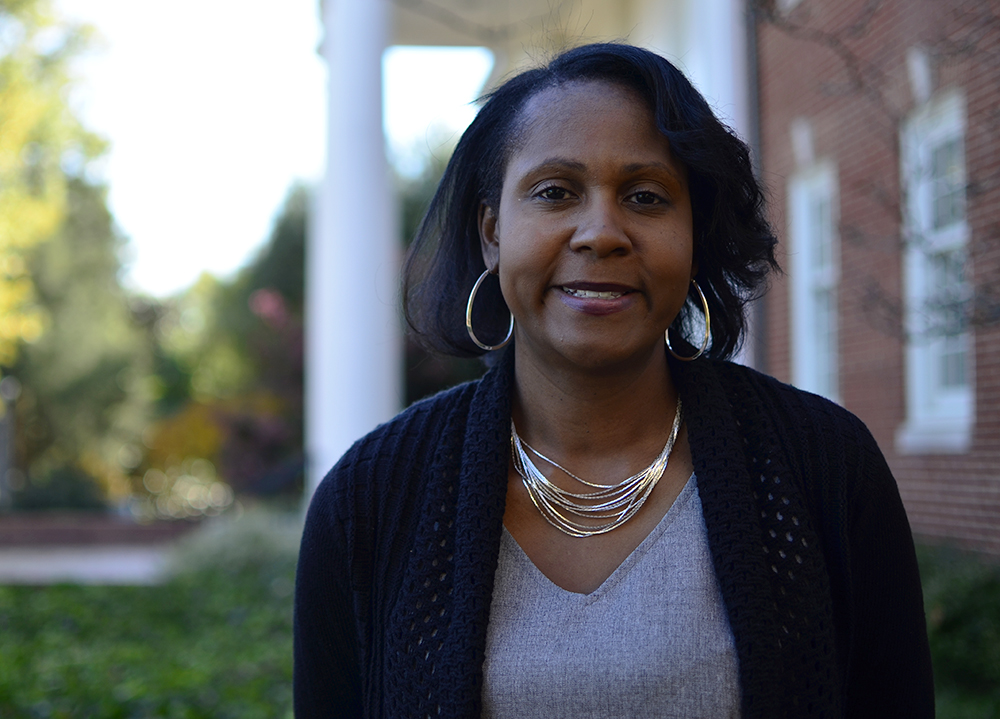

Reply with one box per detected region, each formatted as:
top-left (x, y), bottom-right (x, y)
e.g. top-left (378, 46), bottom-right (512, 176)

top-left (755, 0), bottom-right (1000, 553)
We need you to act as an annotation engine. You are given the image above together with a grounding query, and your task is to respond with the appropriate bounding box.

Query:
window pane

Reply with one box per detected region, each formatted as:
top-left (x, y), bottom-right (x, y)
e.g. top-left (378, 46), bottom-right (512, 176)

top-left (931, 137), bottom-right (964, 230)
top-left (810, 195), bottom-right (832, 271)
top-left (940, 334), bottom-right (967, 388)
top-left (791, 165), bottom-right (838, 401)
top-left (929, 250), bottom-right (969, 389)
top-left (930, 250), bottom-right (967, 333)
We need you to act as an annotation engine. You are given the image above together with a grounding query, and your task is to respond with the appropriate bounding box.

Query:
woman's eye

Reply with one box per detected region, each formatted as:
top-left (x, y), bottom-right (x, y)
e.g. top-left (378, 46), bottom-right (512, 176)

top-left (629, 190), bottom-right (663, 205)
top-left (537, 186), bottom-right (571, 201)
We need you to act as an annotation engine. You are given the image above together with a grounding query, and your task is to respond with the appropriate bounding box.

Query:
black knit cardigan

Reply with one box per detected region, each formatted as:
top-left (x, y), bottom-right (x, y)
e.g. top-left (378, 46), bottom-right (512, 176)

top-left (294, 349), bottom-right (934, 718)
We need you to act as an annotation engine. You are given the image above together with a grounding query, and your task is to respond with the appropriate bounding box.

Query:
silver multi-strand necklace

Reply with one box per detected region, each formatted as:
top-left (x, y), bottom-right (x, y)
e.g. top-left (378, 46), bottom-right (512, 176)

top-left (510, 399), bottom-right (683, 538)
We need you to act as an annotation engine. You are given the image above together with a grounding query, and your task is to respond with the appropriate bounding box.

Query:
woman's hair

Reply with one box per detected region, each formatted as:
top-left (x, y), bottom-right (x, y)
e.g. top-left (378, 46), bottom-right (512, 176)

top-left (402, 42), bottom-right (779, 361)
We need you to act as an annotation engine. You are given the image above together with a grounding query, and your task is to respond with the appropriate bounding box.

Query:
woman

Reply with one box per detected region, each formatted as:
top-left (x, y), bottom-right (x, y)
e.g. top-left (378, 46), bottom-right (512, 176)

top-left (294, 43), bottom-right (933, 718)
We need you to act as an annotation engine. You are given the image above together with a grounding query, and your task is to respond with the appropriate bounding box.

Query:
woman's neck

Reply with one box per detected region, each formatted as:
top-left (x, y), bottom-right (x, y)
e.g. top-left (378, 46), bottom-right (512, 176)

top-left (510, 343), bottom-right (679, 472)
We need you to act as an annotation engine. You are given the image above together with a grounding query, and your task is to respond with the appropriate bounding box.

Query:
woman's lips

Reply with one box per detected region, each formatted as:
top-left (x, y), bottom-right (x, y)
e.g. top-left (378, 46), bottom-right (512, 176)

top-left (561, 287), bottom-right (626, 300)
top-left (556, 284), bottom-right (638, 315)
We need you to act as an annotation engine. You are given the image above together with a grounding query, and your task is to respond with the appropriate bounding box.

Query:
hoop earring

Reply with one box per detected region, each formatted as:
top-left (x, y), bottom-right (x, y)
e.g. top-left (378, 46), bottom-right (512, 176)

top-left (666, 279), bottom-right (711, 361)
top-left (466, 269), bottom-right (514, 351)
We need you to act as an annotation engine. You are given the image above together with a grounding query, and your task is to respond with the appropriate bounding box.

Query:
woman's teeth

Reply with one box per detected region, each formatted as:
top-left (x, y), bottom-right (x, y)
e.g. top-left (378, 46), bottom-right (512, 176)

top-left (562, 287), bottom-right (625, 299)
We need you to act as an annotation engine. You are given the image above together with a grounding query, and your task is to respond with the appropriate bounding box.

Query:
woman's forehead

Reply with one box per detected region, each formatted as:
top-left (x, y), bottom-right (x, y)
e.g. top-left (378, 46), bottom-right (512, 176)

top-left (518, 80), bottom-right (651, 133)
top-left (507, 80), bottom-right (674, 172)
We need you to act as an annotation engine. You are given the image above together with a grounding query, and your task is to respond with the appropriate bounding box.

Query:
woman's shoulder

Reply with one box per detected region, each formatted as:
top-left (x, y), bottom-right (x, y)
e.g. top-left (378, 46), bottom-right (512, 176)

top-left (303, 376), bottom-right (484, 561)
top-left (702, 359), bottom-right (892, 504)
top-left (371, 376), bottom-right (483, 443)
top-left (685, 358), bottom-right (887, 492)
top-left (708, 359), bottom-right (874, 440)
top-left (317, 378), bottom-right (482, 492)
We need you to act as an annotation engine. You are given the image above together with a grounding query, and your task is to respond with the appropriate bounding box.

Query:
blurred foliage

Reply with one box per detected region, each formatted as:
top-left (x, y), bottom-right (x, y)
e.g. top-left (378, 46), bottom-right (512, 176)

top-left (132, 457), bottom-right (233, 522)
top-left (0, 53), bottom-right (484, 512)
top-left (0, 509), bottom-right (297, 718)
top-left (917, 544), bottom-right (1000, 718)
top-left (9, 464), bottom-right (105, 512)
top-left (9, 177), bottom-right (147, 511)
top-left (130, 185), bottom-right (310, 516)
top-left (0, 0), bottom-right (141, 511)
top-left (0, 0), bottom-right (103, 365)
top-left (4, 178), bottom-right (308, 515)
top-left (242, 185), bottom-right (305, 312)
top-left (141, 403), bottom-right (225, 473)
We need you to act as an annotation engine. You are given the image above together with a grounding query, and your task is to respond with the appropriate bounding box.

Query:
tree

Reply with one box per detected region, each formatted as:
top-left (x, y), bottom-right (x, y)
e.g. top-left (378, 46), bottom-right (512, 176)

top-left (0, 0), bottom-right (140, 511)
top-left (0, 0), bottom-right (102, 365)
top-left (11, 178), bottom-right (150, 508)
top-left (136, 185), bottom-right (311, 511)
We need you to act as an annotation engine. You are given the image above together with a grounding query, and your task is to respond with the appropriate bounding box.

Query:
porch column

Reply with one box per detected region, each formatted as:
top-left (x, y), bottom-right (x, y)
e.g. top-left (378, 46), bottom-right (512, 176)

top-left (306, 0), bottom-right (400, 498)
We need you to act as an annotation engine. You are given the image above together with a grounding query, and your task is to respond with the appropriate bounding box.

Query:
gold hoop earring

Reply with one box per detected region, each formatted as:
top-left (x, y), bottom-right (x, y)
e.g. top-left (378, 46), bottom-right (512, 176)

top-left (666, 279), bottom-right (711, 361)
top-left (466, 269), bottom-right (514, 351)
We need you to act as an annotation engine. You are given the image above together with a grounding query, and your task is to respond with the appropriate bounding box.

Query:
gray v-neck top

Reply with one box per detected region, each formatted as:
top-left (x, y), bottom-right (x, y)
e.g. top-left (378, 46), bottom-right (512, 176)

top-left (482, 475), bottom-right (741, 718)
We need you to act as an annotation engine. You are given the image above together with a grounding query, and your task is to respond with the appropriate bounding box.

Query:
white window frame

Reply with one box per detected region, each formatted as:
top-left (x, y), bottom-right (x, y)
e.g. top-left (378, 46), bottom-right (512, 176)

top-left (896, 89), bottom-right (973, 454)
top-left (789, 160), bottom-right (840, 403)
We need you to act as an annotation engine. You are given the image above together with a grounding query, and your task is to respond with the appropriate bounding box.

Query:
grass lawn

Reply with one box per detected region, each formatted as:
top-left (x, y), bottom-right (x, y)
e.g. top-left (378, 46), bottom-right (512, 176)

top-left (0, 512), bottom-right (997, 718)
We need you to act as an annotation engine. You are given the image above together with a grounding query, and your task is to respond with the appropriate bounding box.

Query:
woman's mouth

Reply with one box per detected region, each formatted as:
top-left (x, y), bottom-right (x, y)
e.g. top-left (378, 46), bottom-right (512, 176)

top-left (561, 287), bottom-right (627, 300)
top-left (557, 284), bottom-right (637, 315)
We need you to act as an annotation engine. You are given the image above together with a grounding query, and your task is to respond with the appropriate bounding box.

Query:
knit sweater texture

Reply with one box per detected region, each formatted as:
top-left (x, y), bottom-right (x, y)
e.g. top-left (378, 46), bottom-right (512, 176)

top-left (294, 349), bottom-right (934, 718)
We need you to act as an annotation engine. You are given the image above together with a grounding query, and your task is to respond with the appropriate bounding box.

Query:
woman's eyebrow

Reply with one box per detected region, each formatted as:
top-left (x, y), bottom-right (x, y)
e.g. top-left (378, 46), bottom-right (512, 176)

top-left (521, 157), bottom-right (588, 175)
top-left (517, 158), bottom-right (684, 185)
top-left (621, 161), bottom-right (684, 183)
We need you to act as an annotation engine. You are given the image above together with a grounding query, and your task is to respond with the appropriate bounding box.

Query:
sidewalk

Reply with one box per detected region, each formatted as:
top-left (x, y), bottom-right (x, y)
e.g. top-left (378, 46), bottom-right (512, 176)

top-left (0, 513), bottom-right (199, 585)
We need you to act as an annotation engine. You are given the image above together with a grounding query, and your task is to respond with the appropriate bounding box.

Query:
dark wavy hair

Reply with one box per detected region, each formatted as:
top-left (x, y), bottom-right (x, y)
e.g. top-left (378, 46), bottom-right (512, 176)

top-left (402, 42), bottom-right (778, 361)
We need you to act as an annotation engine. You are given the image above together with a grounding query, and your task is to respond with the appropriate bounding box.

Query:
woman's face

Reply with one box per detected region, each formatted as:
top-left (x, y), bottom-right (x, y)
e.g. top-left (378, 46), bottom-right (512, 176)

top-left (479, 80), bottom-right (695, 372)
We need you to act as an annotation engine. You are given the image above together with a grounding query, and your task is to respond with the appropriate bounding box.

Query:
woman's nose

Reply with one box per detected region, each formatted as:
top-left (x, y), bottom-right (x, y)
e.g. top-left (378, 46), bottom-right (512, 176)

top-left (567, 194), bottom-right (632, 257)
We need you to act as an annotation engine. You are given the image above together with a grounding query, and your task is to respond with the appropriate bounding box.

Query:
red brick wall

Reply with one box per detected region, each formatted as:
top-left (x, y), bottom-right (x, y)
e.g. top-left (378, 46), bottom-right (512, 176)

top-left (756, 0), bottom-right (1000, 554)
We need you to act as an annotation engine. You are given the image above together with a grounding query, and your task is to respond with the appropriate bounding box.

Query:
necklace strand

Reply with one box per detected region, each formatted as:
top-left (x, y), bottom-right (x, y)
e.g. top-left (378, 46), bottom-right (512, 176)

top-left (510, 398), bottom-right (683, 538)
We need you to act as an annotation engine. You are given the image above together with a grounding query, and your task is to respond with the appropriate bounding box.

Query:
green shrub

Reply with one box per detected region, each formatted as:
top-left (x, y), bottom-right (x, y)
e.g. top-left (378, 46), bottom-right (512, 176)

top-left (0, 507), bottom-right (300, 718)
top-left (11, 465), bottom-right (108, 512)
top-left (918, 543), bottom-right (1000, 719)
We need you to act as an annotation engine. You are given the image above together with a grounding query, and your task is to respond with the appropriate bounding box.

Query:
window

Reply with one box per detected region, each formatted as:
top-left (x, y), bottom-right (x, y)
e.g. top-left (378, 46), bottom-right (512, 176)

top-left (897, 89), bottom-right (972, 453)
top-left (789, 161), bottom-right (839, 402)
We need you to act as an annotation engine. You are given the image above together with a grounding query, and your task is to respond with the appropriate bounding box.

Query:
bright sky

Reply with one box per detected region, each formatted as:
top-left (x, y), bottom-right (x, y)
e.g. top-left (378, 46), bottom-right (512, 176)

top-left (56, 0), bottom-right (493, 297)
top-left (383, 46), bottom-right (493, 178)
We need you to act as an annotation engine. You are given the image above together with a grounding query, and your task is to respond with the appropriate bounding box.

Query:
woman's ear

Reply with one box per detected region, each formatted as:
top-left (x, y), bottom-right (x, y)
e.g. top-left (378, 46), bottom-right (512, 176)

top-left (479, 203), bottom-right (499, 271)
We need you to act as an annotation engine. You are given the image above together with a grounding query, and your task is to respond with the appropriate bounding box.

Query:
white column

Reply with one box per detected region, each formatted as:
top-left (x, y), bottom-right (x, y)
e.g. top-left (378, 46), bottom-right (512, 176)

top-left (669, 0), bottom-right (755, 367)
top-left (693, 0), bottom-right (749, 138)
top-left (306, 0), bottom-right (401, 499)
top-left (637, 0), bottom-right (748, 138)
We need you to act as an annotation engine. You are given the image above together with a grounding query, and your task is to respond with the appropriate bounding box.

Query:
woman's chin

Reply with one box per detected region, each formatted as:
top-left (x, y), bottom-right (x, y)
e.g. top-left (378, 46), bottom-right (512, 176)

top-left (520, 334), bottom-right (665, 375)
